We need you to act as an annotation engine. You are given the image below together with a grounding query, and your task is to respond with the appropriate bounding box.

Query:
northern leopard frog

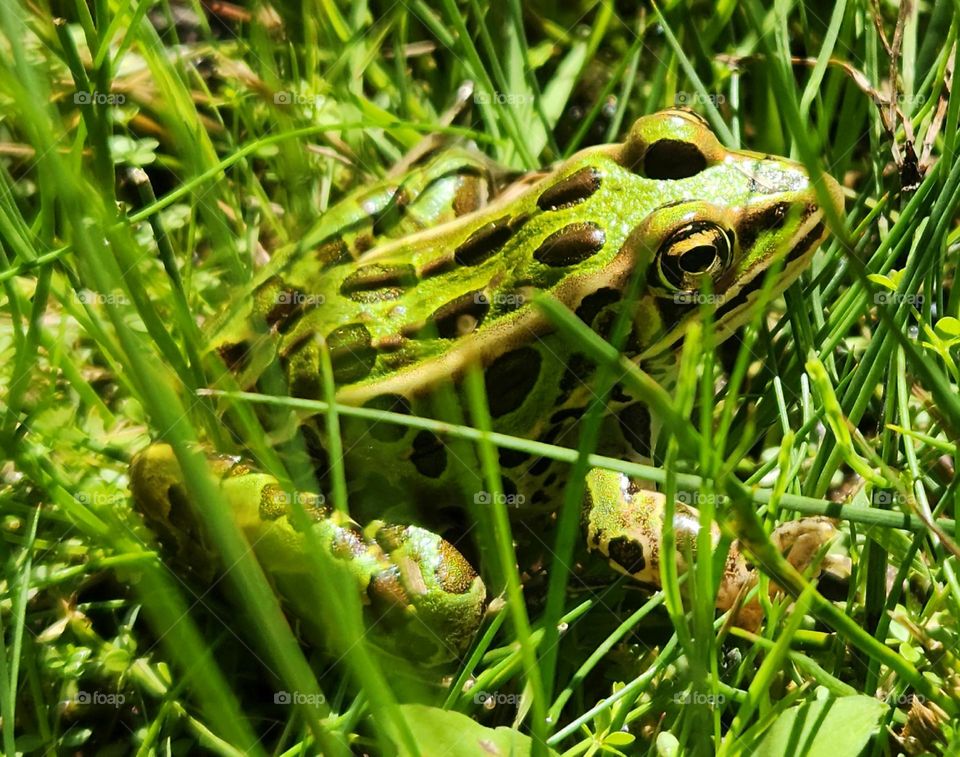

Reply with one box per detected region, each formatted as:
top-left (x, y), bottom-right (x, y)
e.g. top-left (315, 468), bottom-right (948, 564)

top-left (130, 109), bottom-right (844, 663)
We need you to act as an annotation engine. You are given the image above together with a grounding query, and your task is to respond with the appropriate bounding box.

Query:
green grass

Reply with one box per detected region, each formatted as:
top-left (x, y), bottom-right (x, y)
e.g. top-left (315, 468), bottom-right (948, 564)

top-left (2, 0), bottom-right (960, 754)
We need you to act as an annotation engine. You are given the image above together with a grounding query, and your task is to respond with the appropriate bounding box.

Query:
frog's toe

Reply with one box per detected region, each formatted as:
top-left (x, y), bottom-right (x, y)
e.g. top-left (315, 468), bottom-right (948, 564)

top-left (366, 522), bottom-right (486, 664)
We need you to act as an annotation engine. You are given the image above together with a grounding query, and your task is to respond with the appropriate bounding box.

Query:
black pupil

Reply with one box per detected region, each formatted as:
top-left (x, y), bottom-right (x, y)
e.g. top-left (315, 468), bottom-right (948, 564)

top-left (679, 245), bottom-right (717, 273)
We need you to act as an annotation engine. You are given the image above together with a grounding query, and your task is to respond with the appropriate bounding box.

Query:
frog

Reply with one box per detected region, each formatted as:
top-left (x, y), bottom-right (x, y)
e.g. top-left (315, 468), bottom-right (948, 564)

top-left (129, 109), bottom-right (845, 664)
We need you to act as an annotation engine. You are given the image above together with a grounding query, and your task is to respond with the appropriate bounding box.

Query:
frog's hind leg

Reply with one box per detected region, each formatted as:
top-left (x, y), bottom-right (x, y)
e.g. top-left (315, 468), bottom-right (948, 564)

top-left (129, 443), bottom-right (486, 664)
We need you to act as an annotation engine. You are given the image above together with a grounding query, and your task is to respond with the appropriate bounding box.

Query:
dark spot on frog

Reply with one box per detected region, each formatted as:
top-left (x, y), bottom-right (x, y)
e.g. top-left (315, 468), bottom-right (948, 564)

top-left (508, 212), bottom-right (531, 231)
top-left (279, 332), bottom-right (322, 397)
top-left (316, 236), bottom-right (350, 268)
top-left (537, 166), bottom-right (602, 211)
top-left (484, 347), bottom-right (541, 418)
top-left (575, 288), bottom-right (620, 331)
top-left (549, 406), bottom-right (584, 425)
top-left (340, 263), bottom-right (417, 303)
top-left (611, 382), bottom-right (631, 403)
top-left (607, 535), bottom-right (646, 573)
top-left (353, 234), bottom-right (375, 254)
top-left (528, 423), bottom-right (568, 476)
top-left (411, 430), bottom-right (446, 478)
top-left (499, 447), bottom-right (530, 468)
top-left (534, 222), bottom-right (606, 267)
top-left (736, 201), bottom-right (791, 252)
top-left (217, 341), bottom-right (251, 372)
top-left (618, 401), bottom-right (651, 457)
top-left (298, 425), bottom-right (330, 478)
top-left (640, 139), bottom-right (707, 180)
top-left (326, 323), bottom-right (378, 383)
top-left (656, 296), bottom-right (697, 334)
top-left (502, 476), bottom-right (518, 501)
top-left (558, 353), bottom-right (594, 401)
top-left (419, 256), bottom-right (457, 279)
top-left (289, 373), bottom-right (321, 400)
top-left (363, 394), bottom-right (412, 443)
top-left (422, 290), bottom-right (490, 339)
top-left (454, 216), bottom-right (514, 266)
top-left (265, 288), bottom-right (317, 334)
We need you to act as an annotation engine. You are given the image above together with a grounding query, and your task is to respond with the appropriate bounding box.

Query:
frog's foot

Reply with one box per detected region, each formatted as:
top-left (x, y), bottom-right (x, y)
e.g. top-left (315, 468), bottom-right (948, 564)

top-left (129, 443), bottom-right (486, 664)
top-left (583, 469), bottom-right (839, 627)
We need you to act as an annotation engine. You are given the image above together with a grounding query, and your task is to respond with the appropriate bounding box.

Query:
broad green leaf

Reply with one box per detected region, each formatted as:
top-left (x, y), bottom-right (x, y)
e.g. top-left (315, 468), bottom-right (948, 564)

top-left (866, 273), bottom-right (896, 291)
top-left (749, 695), bottom-right (886, 756)
top-left (935, 316), bottom-right (960, 336)
top-left (395, 704), bottom-right (558, 757)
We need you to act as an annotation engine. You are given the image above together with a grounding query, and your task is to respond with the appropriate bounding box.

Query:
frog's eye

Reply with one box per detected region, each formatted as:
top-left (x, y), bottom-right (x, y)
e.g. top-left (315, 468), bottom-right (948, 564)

top-left (657, 221), bottom-right (735, 290)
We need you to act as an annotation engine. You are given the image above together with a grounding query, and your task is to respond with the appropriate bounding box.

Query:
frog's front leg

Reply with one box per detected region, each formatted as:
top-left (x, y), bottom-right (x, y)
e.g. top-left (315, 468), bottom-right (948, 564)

top-left (583, 468), bottom-right (838, 627)
top-left (129, 444), bottom-right (486, 664)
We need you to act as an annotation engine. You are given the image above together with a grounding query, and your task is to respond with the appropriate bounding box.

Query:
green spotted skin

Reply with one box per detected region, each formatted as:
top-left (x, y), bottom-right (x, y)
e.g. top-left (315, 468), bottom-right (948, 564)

top-left (130, 110), bottom-right (844, 660)
top-left (212, 109), bottom-right (841, 513)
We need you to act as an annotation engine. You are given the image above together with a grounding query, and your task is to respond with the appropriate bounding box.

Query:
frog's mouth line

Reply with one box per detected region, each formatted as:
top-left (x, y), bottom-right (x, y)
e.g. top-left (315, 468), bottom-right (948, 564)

top-left (712, 216), bottom-right (827, 326)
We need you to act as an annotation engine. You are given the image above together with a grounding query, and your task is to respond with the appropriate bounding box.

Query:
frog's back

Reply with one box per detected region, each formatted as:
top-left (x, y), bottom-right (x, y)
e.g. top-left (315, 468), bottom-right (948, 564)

top-left (207, 110), bottom-right (839, 511)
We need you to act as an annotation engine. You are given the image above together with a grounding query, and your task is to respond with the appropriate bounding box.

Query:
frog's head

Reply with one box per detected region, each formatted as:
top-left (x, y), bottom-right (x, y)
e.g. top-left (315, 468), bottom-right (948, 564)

top-left (613, 109), bottom-right (844, 351)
